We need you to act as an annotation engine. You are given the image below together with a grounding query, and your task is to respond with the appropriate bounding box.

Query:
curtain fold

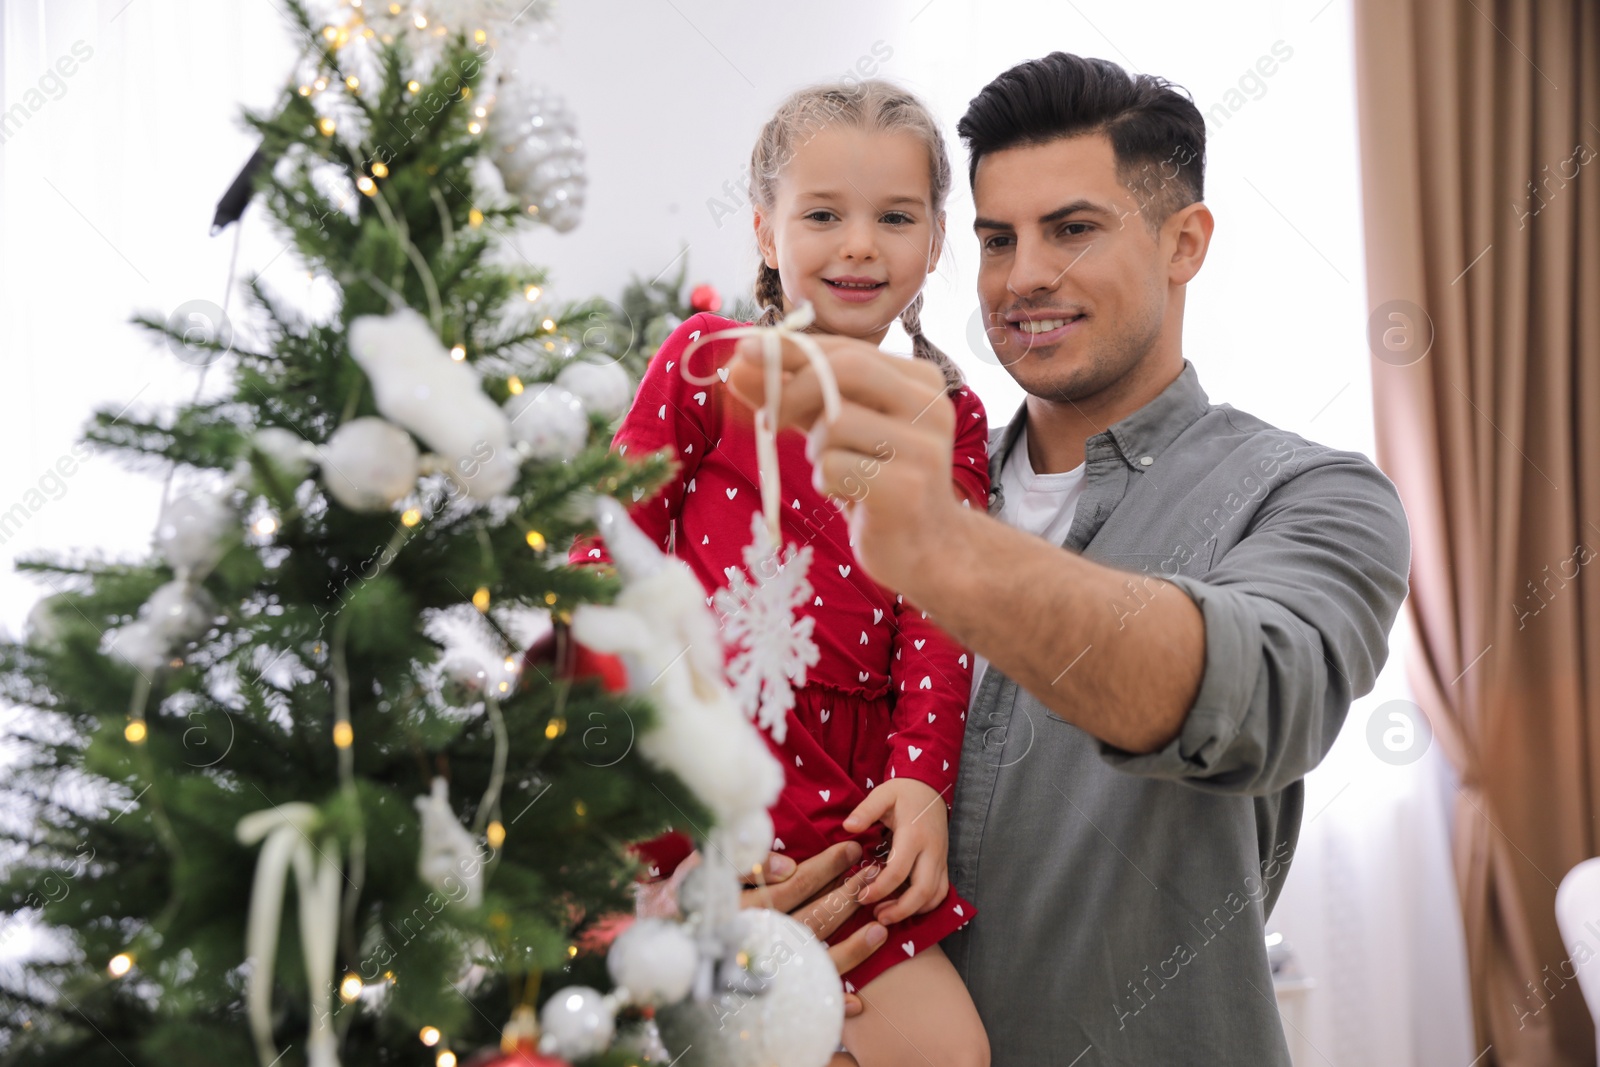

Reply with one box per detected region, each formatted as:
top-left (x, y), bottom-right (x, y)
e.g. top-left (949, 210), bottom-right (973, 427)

top-left (1353, 1), bottom-right (1600, 1063)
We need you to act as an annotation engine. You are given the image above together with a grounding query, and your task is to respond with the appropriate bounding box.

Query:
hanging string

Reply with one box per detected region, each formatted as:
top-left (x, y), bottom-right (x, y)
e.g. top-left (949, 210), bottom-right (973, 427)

top-left (678, 303), bottom-right (842, 545)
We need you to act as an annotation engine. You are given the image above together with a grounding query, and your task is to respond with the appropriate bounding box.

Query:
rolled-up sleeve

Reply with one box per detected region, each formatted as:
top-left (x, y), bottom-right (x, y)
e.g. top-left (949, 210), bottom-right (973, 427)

top-left (1097, 448), bottom-right (1412, 795)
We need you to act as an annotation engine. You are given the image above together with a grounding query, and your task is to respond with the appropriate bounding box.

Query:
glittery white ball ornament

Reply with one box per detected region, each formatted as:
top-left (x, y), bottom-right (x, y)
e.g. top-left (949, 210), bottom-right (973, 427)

top-left (488, 81), bottom-right (587, 232)
top-left (607, 918), bottom-right (698, 1006)
top-left (655, 909), bottom-right (845, 1067)
top-left (108, 621), bottom-right (170, 673)
top-left (141, 580), bottom-right (215, 644)
top-left (538, 986), bottom-right (615, 1060)
top-left (155, 492), bottom-right (237, 577)
top-left (319, 418), bottom-right (419, 512)
top-left (555, 359), bottom-right (632, 421)
top-left (505, 383), bottom-right (588, 462)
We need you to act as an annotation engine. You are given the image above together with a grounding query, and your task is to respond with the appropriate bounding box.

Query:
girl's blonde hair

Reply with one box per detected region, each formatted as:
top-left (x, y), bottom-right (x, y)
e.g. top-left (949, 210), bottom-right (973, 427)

top-left (748, 80), bottom-right (964, 390)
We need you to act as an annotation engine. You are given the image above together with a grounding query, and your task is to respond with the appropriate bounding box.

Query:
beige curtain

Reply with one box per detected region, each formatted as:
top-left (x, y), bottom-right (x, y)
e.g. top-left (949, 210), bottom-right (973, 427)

top-left (1353, 0), bottom-right (1600, 1063)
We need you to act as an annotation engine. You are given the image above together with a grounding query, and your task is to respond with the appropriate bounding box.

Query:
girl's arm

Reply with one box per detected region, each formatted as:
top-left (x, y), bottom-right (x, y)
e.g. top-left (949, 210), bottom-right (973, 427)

top-left (569, 313), bottom-right (726, 564)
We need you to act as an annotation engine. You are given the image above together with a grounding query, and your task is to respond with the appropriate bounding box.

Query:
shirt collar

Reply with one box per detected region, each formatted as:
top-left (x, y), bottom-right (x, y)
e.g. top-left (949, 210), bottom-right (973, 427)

top-left (988, 359), bottom-right (1211, 497)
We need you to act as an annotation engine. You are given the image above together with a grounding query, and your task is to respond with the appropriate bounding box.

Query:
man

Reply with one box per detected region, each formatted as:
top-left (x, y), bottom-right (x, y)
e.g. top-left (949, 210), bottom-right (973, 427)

top-left (731, 52), bottom-right (1410, 1064)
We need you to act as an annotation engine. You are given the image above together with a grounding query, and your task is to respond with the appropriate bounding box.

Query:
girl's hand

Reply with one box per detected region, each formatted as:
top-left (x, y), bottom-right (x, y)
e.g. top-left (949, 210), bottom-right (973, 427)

top-left (841, 778), bottom-right (950, 925)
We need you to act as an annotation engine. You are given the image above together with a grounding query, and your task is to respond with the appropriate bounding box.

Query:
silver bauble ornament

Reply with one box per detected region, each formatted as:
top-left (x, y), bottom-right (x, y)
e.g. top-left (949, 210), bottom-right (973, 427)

top-left (505, 383), bottom-right (588, 462)
top-left (488, 81), bottom-right (588, 232)
top-left (555, 359), bottom-right (632, 421)
top-left (656, 909), bottom-right (845, 1067)
top-left (538, 985), bottom-right (616, 1060)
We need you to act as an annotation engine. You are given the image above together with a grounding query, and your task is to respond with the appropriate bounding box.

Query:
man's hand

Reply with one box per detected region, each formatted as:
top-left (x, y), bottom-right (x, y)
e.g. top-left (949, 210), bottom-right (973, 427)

top-left (727, 334), bottom-right (963, 597)
top-left (841, 778), bottom-right (950, 925)
top-left (738, 840), bottom-right (888, 1018)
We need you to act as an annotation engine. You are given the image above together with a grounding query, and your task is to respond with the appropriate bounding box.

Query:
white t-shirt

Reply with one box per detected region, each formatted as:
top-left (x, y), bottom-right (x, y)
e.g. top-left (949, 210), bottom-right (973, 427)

top-left (971, 424), bottom-right (1087, 698)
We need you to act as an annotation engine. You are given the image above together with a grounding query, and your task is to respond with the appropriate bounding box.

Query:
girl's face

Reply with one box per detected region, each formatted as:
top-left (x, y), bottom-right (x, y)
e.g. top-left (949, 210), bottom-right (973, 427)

top-left (755, 126), bottom-right (944, 345)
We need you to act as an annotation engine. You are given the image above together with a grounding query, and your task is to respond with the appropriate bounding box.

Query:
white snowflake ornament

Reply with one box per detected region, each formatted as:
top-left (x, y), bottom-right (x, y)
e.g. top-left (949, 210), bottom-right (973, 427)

top-left (712, 513), bottom-right (819, 745)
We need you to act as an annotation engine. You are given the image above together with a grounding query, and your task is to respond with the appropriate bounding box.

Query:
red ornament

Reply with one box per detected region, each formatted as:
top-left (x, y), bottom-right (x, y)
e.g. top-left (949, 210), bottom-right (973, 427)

top-left (689, 283), bottom-right (721, 313)
top-left (521, 620), bottom-right (629, 693)
top-left (463, 1041), bottom-right (569, 1067)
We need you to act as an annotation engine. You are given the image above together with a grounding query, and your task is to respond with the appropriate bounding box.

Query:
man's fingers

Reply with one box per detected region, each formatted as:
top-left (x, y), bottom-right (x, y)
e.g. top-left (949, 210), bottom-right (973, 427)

top-left (827, 919), bottom-right (888, 978)
top-left (795, 862), bottom-right (882, 941)
top-left (742, 840), bottom-right (862, 914)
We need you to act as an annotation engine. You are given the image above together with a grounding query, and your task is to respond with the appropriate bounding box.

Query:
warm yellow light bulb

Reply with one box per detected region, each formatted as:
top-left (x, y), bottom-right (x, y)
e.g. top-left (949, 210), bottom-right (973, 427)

top-left (298, 84), bottom-right (312, 96)
top-left (486, 820), bottom-right (506, 847)
top-left (420, 1026), bottom-right (442, 1046)
top-left (253, 515), bottom-right (278, 536)
top-left (469, 208), bottom-right (484, 227)
top-left (124, 721), bottom-right (147, 744)
top-left (523, 285), bottom-right (541, 302)
top-left (436, 1052), bottom-right (457, 1067)
top-left (108, 953), bottom-right (134, 977)
top-left (541, 318), bottom-right (556, 332)
top-left (314, 77), bottom-right (329, 91)
top-left (322, 25), bottom-right (338, 40)
top-left (544, 718), bottom-right (564, 739)
top-left (449, 344), bottom-right (466, 361)
top-left (400, 508), bottom-right (421, 527)
top-left (333, 722), bottom-right (354, 748)
top-left (407, 79), bottom-right (421, 93)
top-left (467, 121), bottom-right (482, 135)
top-left (543, 591), bottom-right (558, 605)
top-left (507, 375), bottom-right (524, 395)
top-left (567, 944), bottom-right (578, 958)
top-left (356, 175), bottom-right (377, 195)
top-left (474, 106), bottom-right (487, 118)
top-left (413, 13), bottom-right (427, 27)
top-left (339, 973), bottom-right (363, 1002)
top-left (473, 29), bottom-right (487, 44)
top-left (318, 116), bottom-right (336, 136)
top-left (371, 161), bottom-right (389, 178)
top-left (574, 799), bottom-right (587, 818)
top-left (345, 75), bottom-right (360, 90)
top-left (472, 587), bottom-right (491, 612)
top-left (524, 529), bottom-right (546, 551)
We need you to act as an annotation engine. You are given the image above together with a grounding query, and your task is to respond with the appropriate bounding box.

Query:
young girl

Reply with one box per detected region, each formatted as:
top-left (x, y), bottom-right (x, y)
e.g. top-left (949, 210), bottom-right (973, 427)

top-left (578, 81), bottom-right (989, 1066)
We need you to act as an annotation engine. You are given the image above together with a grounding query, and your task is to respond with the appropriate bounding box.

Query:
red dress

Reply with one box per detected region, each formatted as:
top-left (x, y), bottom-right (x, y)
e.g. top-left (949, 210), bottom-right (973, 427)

top-left (572, 313), bottom-right (989, 991)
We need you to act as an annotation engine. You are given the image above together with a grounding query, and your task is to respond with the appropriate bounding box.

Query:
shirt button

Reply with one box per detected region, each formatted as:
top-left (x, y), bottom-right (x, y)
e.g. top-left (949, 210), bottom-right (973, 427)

top-left (1139, 455), bottom-right (1154, 466)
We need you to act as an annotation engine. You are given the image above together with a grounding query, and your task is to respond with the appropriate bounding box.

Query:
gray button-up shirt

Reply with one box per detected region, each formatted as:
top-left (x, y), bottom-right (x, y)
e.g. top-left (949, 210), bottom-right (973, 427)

top-left (943, 360), bottom-right (1410, 1065)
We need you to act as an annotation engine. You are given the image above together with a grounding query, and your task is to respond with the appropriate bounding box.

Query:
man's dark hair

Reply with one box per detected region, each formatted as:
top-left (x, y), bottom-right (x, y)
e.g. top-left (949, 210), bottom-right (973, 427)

top-left (957, 53), bottom-right (1205, 227)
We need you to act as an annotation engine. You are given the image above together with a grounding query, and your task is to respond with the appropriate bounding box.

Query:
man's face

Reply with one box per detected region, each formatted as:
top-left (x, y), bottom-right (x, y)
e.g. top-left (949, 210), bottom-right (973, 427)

top-left (972, 133), bottom-right (1173, 404)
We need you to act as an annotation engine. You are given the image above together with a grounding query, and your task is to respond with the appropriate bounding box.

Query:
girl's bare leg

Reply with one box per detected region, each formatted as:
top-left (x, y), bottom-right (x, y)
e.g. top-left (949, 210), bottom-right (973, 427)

top-left (842, 945), bottom-right (990, 1067)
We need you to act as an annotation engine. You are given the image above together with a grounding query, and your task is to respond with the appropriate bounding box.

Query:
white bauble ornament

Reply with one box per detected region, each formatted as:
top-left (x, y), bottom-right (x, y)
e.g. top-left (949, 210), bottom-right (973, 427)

top-left (108, 621), bottom-right (170, 673)
top-left (413, 777), bottom-right (484, 908)
top-left (555, 359), bottom-right (632, 422)
top-left (155, 492), bottom-right (236, 577)
top-left (538, 986), bottom-right (615, 1060)
top-left (347, 309), bottom-right (512, 470)
top-left (253, 427), bottom-right (314, 483)
top-left (488, 82), bottom-right (587, 232)
top-left (141, 580), bottom-right (215, 644)
top-left (656, 910), bottom-right (844, 1067)
top-left (457, 448), bottom-right (520, 500)
top-left (505, 383), bottom-right (588, 462)
top-left (607, 919), bottom-right (698, 1006)
top-left (320, 418), bottom-right (419, 512)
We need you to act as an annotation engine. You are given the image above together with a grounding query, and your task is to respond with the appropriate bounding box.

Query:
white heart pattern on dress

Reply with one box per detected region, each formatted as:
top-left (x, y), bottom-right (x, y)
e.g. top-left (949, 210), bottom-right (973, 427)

top-left (819, 790), bottom-right (830, 802)
top-left (859, 631), bottom-right (869, 645)
top-left (689, 331), bottom-right (701, 342)
top-left (959, 653), bottom-right (968, 667)
top-left (814, 596), bottom-right (823, 606)
top-left (873, 608), bottom-right (884, 624)
top-left (725, 487), bottom-right (737, 499)
top-left (902, 941), bottom-right (916, 956)
top-left (914, 639), bottom-right (926, 650)
top-left (717, 367), bottom-right (730, 382)
top-left (919, 676), bottom-right (932, 689)
top-left (693, 391), bottom-right (706, 406)
top-left (838, 564), bottom-right (852, 577)
top-left (954, 904), bottom-right (963, 916)
top-left (928, 712), bottom-right (936, 723)
top-left (773, 838), bottom-right (786, 851)
top-left (908, 745), bottom-right (922, 760)
top-left (858, 671), bottom-right (869, 682)
top-left (821, 709), bottom-right (830, 723)
top-left (657, 404), bottom-right (666, 418)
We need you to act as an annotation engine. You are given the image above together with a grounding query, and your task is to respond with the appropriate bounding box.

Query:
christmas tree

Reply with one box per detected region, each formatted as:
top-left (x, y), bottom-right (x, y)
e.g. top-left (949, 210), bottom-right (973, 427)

top-left (0, 2), bottom-right (787, 1063)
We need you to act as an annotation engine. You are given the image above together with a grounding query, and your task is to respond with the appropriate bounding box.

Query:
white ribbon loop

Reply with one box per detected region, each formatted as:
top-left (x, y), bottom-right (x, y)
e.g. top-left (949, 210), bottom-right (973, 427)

top-left (678, 304), bottom-right (844, 544)
top-left (237, 803), bottom-right (343, 1067)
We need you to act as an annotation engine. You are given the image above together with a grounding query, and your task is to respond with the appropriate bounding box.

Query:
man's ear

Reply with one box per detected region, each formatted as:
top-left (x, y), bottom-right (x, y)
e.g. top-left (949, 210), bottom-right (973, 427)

top-left (1166, 201), bottom-right (1213, 287)
top-left (754, 208), bottom-right (778, 269)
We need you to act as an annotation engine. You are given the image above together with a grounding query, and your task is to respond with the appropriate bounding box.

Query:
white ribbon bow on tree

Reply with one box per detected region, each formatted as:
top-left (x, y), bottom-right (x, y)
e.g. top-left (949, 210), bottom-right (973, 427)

top-left (236, 803), bottom-right (344, 1067)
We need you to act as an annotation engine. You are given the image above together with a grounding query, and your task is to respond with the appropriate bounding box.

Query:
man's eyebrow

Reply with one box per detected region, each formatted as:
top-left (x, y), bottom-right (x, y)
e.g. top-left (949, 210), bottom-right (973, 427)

top-left (974, 199), bottom-right (1115, 231)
